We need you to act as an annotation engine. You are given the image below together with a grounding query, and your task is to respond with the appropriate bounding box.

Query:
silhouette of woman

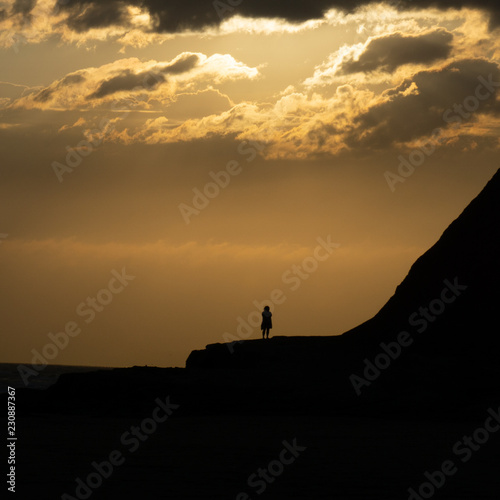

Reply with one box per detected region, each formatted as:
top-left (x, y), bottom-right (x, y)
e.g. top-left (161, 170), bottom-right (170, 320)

top-left (261, 306), bottom-right (272, 339)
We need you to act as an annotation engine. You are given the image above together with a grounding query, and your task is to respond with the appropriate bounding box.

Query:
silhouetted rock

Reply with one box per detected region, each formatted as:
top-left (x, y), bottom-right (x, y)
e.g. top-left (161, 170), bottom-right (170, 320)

top-left (185, 169), bottom-right (500, 415)
top-left (347, 168), bottom-right (500, 353)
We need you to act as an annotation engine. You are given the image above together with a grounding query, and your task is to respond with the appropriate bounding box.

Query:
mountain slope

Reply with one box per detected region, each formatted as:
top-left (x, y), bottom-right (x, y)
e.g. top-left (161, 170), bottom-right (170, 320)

top-left (344, 168), bottom-right (500, 360)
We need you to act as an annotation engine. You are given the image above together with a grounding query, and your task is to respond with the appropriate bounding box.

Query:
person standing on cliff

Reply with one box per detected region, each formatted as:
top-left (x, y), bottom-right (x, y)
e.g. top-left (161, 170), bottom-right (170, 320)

top-left (261, 306), bottom-right (272, 339)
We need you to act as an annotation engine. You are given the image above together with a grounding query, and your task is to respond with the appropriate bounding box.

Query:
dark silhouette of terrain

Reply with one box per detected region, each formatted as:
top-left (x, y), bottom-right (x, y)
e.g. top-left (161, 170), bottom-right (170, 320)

top-left (9, 169), bottom-right (500, 499)
top-left (183, 168), bottom-right (500, 415)
top-left (15, 169), bottom-right (500, 417)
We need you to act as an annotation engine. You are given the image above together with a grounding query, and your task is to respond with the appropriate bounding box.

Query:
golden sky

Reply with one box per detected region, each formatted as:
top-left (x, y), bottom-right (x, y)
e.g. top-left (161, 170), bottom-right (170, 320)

top-left (1, 0), bottom-right (499, 368)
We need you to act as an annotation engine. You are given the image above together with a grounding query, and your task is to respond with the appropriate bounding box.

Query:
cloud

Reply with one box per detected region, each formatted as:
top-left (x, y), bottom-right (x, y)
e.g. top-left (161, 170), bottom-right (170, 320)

top-left (11, 52), bottom-right (258, 110)
top-left (63, 0), bottom-right (131, 32)
top-left (58, 116), bottom-right (86, 132)
top-left (105, 87), bottom-right (370, 159)
top-left (87, 69), bottom-right (165, 99)
top-left (33, 71), bottom-right (87, 102)
top-left (0, 1), bottom-right (498, 50)
top-left (2, 5), bottom-right (498, 160)
top-left (51, 0), bottom-right (500, 34)
top-left (0, 0), bottom-right (37, 26)
top-left (304, 28), bottom-right (456, 87)
top-left (339, 29), bottom-right (454, 74)
top-left (161, 53), bottom-right (200, 74)
top-left (344, 58), bottom-right (500, 149)
top-left (12, 0), bottom-right (36, 16)
top-left (102, 57), bottom-right (500, 159)
top-left (87, 53), bottom-right (200, 101)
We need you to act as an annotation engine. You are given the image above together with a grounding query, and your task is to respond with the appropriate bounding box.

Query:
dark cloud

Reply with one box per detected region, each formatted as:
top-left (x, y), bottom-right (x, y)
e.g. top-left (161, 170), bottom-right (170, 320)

top-left (340, 29), bottom-right (454, 74)
top-left (53, 0), bottom-right (500, 33)
top-left (412, 0), bottom-right (500, 30)
top-left (8, 0), bottom-right (36, 24)
top-left (60, 72), bottom-right (87, 86)
top-left (87, 55), bottom-right (199, 100)
top-left (12, 0), bottom-right (36, 16)
top-left (344, 58), bottom-right (500, 149)
top-left (88, 69), bottom-right (165, 100)
top-left (63, 1), bottom-right (131, 32)
top-left (30, 56), bottom-right (200, 104)
top-left (55, 0), bottom-right (221, 32)
top-left (160, 54), bottom-right (200, 75)
top-left (33, 87), bottom-right (54, 103)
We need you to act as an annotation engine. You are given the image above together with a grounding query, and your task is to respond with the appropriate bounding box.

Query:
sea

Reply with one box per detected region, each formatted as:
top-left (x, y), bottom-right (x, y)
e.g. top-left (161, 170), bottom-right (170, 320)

top-left (0, 362), bottom-right (115, 393)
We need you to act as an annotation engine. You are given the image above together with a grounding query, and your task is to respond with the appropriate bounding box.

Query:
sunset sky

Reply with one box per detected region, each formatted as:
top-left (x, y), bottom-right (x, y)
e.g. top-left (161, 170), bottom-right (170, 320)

top-left (1, 0), bottom-right (499, 369)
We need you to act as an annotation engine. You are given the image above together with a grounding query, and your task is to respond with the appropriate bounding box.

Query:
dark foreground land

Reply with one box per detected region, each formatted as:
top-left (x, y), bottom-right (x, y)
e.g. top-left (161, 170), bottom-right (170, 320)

top-left (11, 169), bottom-right (500, 499)
top-left (16, 403), bottom-right (500, 499)
top-left (12, 352), bottom-right (500, 500)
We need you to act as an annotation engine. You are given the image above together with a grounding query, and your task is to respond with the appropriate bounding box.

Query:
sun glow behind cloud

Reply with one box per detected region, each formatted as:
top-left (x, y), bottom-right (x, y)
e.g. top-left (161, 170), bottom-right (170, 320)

top-left (8, 52), bottom-right (260, 111)
top-left (3, 2), bottom-right (497, 159)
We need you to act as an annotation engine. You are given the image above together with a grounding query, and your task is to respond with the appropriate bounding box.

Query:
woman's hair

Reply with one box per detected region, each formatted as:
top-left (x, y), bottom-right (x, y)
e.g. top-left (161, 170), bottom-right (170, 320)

top-left (264, 306), bottom-right (270, 311)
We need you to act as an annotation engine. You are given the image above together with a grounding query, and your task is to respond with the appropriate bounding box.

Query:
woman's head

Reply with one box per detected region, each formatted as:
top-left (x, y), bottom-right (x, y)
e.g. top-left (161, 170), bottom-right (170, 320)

top-left (264, 306), bottom-right (270, 311)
